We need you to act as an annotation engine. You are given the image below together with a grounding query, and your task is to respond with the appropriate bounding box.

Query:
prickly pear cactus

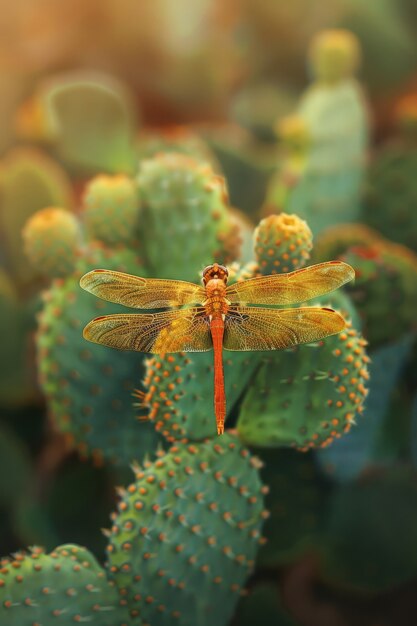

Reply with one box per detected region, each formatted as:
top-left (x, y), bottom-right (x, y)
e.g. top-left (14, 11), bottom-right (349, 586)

top-left (137, 153), bottom-right (234, 280)
top-left (22, 207), bottom-right (83, 278)
top-left (0, 544), bottom-right (130, 625)
top-left (82, 174), bottom-right (141, 247)
top-left (311, 223), bottom-right (383, 263)
top-left (253, 213), bottom-right (313, 275)
top-left (340, 241), bottom-right (417, 347)
top-left (361, 95), bottom-right (417, 252)
top-left (0, 148), bottom-right (74, 284)
top-left (37, 245), bottom-right (160, 466)
top-left (266, 30), bottom-right (369, 234)
top-left (237, 314), bottom-right (369, 450)
top-left (106, 433), bottom-right (268, 626)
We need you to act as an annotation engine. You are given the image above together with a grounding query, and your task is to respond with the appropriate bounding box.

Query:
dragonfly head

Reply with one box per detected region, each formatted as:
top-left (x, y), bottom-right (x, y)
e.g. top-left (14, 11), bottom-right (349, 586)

top-left (202, 263), bottom-right (229, 285)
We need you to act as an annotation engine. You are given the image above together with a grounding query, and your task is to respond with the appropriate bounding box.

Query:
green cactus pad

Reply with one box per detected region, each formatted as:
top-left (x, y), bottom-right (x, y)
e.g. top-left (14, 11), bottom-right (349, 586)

top-left (23, 207), bottom-right (82, 278)
top-left (312, 223), bottom-right (383, 263)
top-left (0, 148), bottom-right (74, 284)
top-left (142, 350), bottom-right (261, 441)
top-left (83, 174), bottom-right (141, 247)
top-left (107, 433), bottom-right (267, 626)
top-left (16, 73), bottom-right (138, 175)
top-left (0, 544), bottom-right (130, 625)
top-left (253, 213), bottom-right (313, 274)
top-left (320, 468), bottom-right (417, 592)
top-left (37, 245), bottom-right (160, 466)
top-left (237, 317), bottom-right (369, 450)
top-left (137, 153), bottom-right (234, 280)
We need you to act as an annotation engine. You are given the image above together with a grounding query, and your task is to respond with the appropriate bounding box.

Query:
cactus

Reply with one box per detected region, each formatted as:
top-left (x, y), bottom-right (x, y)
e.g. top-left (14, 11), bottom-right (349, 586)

top-left (361, 95), bottom-right (417, 253)
top-left (82, 174), bottom-right (141, 247)
top-left (36, 245), bottom-right (160, 467)
top-left (320, 468), bottom-right (417, 592)
top-left (0, 544), bottom-right (130, 625)
top-left (340, 241), bottom-right (417, 347)
top-left (0, 148), bottom-right (74, 285)
top-left (137, 153), bottom-right (235, 280)
top-left (253, 213), bottom-right (313, 274)
top-left (233, 581), bottom-right (299, 626)
top-left (22, 207), bottom-right (83, 278)
top-left (142, 350), bottom-right (260, 442)
top-left (311, 223), bottom-right (382, 263)
top-left (237, 311), bottom-right (369, 450)
top-left (265, 30), bottom-right (369, 234)
top-left (15, 72), bottom-right (138, 175)
top-left (106, 432), bottom-right (267, 626)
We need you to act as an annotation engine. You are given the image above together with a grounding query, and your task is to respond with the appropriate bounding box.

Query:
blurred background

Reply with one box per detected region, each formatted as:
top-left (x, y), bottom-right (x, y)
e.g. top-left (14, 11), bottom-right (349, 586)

top-left (1, 1), bottom-right (417, 625)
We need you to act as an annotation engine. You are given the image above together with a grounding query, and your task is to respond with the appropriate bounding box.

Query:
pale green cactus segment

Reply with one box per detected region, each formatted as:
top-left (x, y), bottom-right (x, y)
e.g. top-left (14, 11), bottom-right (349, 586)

top-left (0, 148), bottom-right (74, 284)
top-left (22, 207), bottom-right (82, 278)
top-left (308, 29), bottom-right (361, 84)
top-left (36, 245), bottom-right (160, 467)
top-left (107, 433), bottom-right (267, 626)
top-left (83, 174), bottom-right (141, 247)
top-left (237, 310), bottom-right (369, 451)
top-left (0, 544), bottom-right (131, 625)
top-left (16, 72), bottom-right (138, 174)
top-left (136, 152), bottom-right (234, 280)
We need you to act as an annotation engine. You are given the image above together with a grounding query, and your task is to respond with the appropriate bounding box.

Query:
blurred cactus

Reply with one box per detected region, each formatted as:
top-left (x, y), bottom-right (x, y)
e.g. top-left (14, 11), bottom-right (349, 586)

top-left (361, 95), bottom-right (417, 253)
top-left (137, 153), bottom-right (235, 280)
top-left (36, 246), bottom-right (159, 467)
top-left (82, 174), bottom-right (141, 247)
top-left (0, 148), bottom-right (74, 285)
top-left (0, 544), bottom-right (129, 625)
top-left (233, 581), bottom-right (298, 626)
top-left (106, 433), bottom-right (267, 626)
top-left (22, 208), bottom-right (83, 278)
top-left (265, 29), bottom-right (369, 235)
top-left (16, 73), bottom-right (138, 175)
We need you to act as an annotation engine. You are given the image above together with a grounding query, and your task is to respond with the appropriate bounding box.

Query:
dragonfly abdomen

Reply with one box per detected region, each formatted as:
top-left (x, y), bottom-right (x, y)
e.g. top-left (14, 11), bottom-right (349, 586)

top-left (210, 316), bottom-right (226, 435)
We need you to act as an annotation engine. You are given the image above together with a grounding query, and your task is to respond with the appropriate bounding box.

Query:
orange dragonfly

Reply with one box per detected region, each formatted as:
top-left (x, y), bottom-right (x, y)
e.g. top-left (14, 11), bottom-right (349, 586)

top-left (80, 261), bottom-right (354, 435)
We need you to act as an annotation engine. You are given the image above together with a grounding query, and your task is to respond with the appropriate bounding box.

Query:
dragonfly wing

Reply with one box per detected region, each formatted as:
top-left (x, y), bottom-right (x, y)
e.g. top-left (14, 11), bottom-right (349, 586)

top-left (223, 306), bottom-right (346, 351)
top-left (225, 261), bottom-right (355, 305)
top-left (80, 270), bottom-right (205, 309)
top-left (83, 308), bottom-right (212, 353)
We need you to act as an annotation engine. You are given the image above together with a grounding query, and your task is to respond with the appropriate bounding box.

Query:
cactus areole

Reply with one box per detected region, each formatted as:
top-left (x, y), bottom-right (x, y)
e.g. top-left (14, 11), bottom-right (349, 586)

top-left (81, 261), bottom-right (354, 435)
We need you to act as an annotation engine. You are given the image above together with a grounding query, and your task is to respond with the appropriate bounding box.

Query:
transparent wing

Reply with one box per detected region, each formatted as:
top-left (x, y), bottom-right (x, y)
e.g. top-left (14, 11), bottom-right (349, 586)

top-left (80, 269), bottom-right (205, 309)
top-left (225, 261), bottom-right (354, 305)
top-left (83, 308), bottom-right (212, 353)
top-left (223, 306), bottom-right (346, 351)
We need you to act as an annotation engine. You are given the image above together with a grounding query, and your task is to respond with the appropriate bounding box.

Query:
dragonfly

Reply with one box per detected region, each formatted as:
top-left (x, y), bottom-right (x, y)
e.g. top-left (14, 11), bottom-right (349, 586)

top-left (80, 261), bottom-right (354, 435)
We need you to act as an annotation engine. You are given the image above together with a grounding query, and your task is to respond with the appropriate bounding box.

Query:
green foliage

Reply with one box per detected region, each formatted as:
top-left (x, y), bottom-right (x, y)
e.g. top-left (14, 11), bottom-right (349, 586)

top-left (36, 246), bottom-right (160, 467)
top-left (137, 153), bottom-right (234, 280)
top-left (107, 433), bottom-right (267, 626)
top-left (83, 174), bottom-right (141, 247)
top-left (0, 544), bottom-right (130, 625)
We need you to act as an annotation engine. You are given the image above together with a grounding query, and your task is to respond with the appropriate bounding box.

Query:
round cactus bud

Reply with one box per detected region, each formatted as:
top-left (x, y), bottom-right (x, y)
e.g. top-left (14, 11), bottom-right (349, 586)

top-left (275, 114), bottom-right (310, 153)
top-left (22, 207), bottom-right (81, 278)
top-left (82, 174), bottom-right (140, 246)
top-left (253, 213), bottom-right (313, 274)
top-left (308, 29), bottom-right (361, 83)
